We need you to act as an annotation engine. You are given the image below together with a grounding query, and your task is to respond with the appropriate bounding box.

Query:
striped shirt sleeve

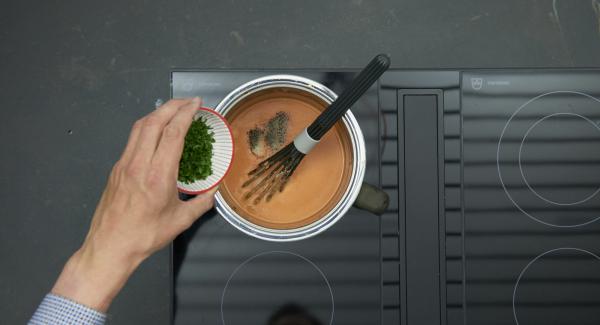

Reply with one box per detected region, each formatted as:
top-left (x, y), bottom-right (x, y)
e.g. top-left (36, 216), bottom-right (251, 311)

top-left (29, 294), bottom-right (106, 325)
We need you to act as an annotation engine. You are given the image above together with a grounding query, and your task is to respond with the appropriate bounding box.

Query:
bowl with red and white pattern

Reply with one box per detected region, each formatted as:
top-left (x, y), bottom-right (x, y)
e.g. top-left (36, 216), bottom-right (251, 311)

top-left (177, 107), bottom-right (234, 194)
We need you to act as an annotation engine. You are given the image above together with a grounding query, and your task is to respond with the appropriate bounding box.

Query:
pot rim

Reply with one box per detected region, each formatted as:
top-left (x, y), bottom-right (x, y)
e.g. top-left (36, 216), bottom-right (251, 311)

top-left (214, 74), bottom-right (366, 242)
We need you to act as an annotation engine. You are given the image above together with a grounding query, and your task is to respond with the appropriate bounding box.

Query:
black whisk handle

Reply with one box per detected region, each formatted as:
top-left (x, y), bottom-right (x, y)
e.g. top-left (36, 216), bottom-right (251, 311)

top-left (307, 54), bottom-right (390, 140)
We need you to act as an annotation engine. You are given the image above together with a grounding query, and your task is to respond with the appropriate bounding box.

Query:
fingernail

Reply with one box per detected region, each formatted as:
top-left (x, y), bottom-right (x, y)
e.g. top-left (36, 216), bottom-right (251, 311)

top-left (191, 97), bottom-right (201, 107)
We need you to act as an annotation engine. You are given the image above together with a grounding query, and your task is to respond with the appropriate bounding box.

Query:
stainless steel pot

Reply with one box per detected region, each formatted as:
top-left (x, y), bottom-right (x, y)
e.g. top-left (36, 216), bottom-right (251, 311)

top-left (214, 75), bottom-right (388, 242)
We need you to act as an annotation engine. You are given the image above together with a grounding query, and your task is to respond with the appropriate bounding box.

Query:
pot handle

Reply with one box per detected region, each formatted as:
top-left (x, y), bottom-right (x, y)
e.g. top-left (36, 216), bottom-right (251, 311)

top-left (352, 182), bottom-right (390, 216)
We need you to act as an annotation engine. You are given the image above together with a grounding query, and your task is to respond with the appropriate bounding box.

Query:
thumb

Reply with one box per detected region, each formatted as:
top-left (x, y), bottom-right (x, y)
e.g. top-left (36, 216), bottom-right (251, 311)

top-left (178, 187), bottom-right (218, 224)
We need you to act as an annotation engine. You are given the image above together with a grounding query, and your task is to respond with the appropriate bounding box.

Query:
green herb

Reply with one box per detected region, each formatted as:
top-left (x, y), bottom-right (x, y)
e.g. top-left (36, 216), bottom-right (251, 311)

top-left (178, 117), bottom-right (215, 184)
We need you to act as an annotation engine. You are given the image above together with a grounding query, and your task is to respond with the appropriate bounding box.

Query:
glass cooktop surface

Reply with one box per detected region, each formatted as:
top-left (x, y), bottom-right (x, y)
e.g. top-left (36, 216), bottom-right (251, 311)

top-left (462, 71), bottom-right (600, 325)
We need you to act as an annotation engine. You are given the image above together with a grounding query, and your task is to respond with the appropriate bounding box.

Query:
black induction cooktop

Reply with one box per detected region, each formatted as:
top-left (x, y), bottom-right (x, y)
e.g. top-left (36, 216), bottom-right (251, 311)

top-left (171, 69), bottom-right (600, 325)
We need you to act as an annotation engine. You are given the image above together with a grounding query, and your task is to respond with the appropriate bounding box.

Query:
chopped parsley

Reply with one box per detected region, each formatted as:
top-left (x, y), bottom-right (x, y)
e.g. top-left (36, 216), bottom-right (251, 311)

top-left (178, 117), bottom-right (215, 184)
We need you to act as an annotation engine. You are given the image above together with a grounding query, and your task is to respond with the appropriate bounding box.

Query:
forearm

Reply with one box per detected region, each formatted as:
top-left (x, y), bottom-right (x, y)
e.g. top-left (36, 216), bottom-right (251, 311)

top-left (51, 244), bottom-right (144, 312)
top-left (29, 245), bottom-right (144, 325)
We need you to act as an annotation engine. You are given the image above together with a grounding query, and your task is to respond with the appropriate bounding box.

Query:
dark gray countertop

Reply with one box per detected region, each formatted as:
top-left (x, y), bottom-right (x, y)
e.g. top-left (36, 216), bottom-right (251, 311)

top-left (1, 1), bottom-right (599, 324)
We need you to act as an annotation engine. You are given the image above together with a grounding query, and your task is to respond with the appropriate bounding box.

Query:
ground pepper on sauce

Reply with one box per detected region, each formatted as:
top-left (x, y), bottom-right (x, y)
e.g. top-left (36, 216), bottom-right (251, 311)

top-left (247, 111), bottom-right (289, 158)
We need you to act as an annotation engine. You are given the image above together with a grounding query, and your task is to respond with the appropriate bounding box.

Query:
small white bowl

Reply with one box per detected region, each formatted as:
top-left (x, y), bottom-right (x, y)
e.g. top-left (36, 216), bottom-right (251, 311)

top-left (177, 107), bottom-right (234, 194)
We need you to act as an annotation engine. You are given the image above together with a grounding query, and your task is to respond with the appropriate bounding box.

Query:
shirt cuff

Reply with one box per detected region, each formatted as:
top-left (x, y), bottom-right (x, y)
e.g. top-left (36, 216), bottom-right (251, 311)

top-left (29, 293), bottom-right (106, 325)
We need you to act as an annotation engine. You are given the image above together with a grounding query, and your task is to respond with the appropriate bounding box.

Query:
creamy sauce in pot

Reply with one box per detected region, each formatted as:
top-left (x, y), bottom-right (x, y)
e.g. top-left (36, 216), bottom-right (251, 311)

top-left (219, 88), bottom-right (353, 229)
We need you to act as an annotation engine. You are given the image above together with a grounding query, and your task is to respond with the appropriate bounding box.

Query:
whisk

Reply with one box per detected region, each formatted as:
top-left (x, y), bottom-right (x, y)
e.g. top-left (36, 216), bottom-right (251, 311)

top-left (242, 54), bottom-right (391, 203)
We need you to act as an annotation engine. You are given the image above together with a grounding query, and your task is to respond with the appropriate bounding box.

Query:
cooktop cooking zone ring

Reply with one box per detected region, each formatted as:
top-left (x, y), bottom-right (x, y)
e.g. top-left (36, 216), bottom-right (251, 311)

top-left (518, 112), bottom-right (600, 206)
top-left (512, 247), bottom-right (600, 325)
top-left (220, 250), bottom-right (334, 325)
top-left (497, 90), bottom-right (600, 228)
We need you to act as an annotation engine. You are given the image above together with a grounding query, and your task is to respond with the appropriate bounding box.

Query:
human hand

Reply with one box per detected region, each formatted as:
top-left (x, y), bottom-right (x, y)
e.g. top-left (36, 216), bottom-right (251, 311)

top-left (51, 97), bottom-right (215, 312)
